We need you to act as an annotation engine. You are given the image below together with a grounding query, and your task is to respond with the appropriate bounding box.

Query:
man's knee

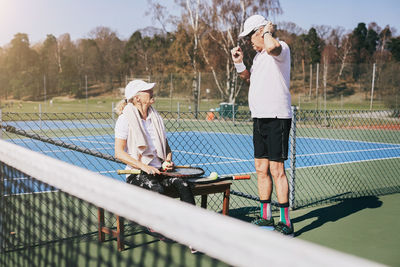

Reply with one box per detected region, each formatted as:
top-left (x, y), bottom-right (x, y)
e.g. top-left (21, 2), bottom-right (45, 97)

top-left (269, 162), bottom-right (286, 180)
top-left (254, 159), bottom-right (268, 175)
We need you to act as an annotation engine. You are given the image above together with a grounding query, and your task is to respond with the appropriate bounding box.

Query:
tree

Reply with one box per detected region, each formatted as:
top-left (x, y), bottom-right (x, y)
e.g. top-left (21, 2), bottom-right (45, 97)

top-left (0, 47), bottom-right (7, 100)
top-left (365, 25), bottom-right (379, 57)
top-left (76, 38), bottom-right (104, 93)
top-left (379, 26), bottom-right (392, 52)
top-left (5, 33), bottom-right (40, 99)
top-left (307, 27), bottom-right (323, 64)
top-left (89, 27), bottom-right (124, 90)
top-left (388, 37), bottom-right (400, 62)
top-left (166, 0), bottom-right (282, 103)
top-left (336, 33), bottom-right (352, 81)
top-left (351, 23), bottom-right (369, 81)
top-left (58, 34), bottom-right (80, 95)
top-left (39, 34), bottom-right (60, 97)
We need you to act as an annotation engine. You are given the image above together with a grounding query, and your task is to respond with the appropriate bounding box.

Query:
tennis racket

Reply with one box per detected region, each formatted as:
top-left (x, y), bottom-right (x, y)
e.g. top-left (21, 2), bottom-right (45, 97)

top-left (188, 174), bottom-right (251, 184)
top-left (117, 166), bottom-right (205, 178)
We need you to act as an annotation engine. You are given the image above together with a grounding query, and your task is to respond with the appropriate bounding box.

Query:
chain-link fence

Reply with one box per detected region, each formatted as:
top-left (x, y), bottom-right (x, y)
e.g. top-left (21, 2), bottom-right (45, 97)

top-left (294, 109), bottom-right (400, 209)
top-left (1, 108), bottom-right (399, 214)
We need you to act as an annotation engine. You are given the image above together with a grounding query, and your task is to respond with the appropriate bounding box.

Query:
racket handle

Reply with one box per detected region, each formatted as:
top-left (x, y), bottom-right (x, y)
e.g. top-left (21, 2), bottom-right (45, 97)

top-left (117, 169), bottom-right (141, 175)
top-left (233, 175), bottom-right (251, 180)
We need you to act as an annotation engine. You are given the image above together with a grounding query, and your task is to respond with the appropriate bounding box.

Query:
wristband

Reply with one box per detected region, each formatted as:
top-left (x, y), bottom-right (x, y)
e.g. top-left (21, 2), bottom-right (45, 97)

top-left (263, 31), bottom-right (272, 37)
top-left (234, 62), bottom-right (246, 73)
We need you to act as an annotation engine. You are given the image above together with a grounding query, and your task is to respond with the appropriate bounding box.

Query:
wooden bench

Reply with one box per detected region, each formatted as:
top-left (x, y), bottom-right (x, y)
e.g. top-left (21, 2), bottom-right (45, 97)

top-left (98, 180), bottom-right (232, 251)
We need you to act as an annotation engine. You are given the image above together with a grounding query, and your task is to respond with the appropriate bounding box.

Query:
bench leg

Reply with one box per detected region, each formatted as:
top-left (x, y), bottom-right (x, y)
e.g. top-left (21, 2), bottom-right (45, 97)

top-left (116, 216), bottom-right (124, 251)
top-left (222, 188), bottom-right (230, 215)
top-left (98, 208), bottom-right (105, 242)
top-left (201, 194), bottom-right (208, 209)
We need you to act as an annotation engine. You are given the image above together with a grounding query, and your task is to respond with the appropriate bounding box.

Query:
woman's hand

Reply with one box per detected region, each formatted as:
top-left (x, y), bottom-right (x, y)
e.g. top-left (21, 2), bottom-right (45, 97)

top-left (162, 161), bottom-right (174, 171)
top-left (141, 164), bottom-right (160, 175)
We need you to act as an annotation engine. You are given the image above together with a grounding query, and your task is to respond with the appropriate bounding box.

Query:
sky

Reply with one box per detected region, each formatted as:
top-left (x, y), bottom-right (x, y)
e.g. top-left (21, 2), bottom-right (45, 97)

top-left (0, 0), bottom-right (399, 47)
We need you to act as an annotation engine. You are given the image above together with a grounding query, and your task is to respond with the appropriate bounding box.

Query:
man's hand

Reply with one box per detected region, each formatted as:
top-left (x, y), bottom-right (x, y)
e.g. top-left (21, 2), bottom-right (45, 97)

top-left (231, 46), bottom-right (243, 63)
top-left (262, 21), bottom-right (281, 56)
top-left (263, 21), bottom-right (275, 36)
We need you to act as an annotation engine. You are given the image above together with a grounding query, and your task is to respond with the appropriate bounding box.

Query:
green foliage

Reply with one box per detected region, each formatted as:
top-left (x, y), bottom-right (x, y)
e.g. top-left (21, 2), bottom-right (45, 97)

top-left (388, 37), bottom-right (400, 61)
top-left (329, 82), bottom-right (354, 97)
top-left (0, 5), bottom-right (398, 109)
top-left (307, 28), bottom-right (323, 64)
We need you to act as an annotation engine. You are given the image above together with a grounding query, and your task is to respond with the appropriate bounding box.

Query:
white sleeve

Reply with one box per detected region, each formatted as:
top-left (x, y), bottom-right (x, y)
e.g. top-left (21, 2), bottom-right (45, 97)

top-left (114, 114), bottom-right (129, 140)
top-left (273, 41), bottom-right (290, 62)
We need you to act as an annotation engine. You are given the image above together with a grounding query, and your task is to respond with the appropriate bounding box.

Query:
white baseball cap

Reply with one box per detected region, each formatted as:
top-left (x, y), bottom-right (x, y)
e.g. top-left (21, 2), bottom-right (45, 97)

top-left (238, 15), bottom-right (268, 37)
top-left (124, 80), bottom-right (156, 100)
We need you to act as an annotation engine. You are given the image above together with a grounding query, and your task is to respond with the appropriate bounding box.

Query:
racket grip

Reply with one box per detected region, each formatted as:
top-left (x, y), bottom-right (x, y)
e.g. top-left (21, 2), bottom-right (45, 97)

top-left (117, 169), bottom-right (141, 175)
top-left (233, 175), bottom-right (251, 180)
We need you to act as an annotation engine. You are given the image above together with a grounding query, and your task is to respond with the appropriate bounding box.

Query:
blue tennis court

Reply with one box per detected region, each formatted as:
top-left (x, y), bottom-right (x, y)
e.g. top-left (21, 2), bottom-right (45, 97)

top-left (7, 131), bottom-right (400, 182)
top-left (5, 120), bottom-right (110, 131)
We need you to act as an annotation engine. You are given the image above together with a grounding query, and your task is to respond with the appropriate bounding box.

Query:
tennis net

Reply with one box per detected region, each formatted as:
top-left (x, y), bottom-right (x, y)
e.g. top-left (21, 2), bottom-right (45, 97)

top-left (0, 140), bottom-right (380, 267)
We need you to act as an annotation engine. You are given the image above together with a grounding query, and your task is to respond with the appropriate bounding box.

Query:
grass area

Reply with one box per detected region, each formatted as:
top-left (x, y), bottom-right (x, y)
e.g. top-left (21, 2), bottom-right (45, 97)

top-left (0, 91), bottom-right (394, 114)
top-left (0, 97), bottom-right (225, 113)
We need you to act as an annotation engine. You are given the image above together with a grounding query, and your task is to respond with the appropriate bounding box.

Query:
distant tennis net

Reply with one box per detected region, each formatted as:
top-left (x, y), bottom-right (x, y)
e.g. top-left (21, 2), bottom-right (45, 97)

top-left (0, 140), bottom-right (379, 267)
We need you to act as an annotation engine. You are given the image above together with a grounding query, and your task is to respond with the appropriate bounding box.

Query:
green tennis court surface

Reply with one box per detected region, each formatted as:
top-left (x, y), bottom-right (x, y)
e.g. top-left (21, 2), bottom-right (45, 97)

top-left (292, 193), bottom-right (400, 266)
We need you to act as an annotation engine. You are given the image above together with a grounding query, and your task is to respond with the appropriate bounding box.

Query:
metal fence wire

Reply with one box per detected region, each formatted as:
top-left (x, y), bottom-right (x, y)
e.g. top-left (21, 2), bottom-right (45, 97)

top-left (1, 108), bottom-right (399, 214)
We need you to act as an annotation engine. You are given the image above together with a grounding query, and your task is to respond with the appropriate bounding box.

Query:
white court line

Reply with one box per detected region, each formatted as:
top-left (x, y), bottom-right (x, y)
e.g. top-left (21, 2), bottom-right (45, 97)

top-left (38, 147), bottom-right (113, 154)
top-left (194, 159), bottom-right (253, 167)
top-left (3, 190), bottom-right (59, 197)
top-left (298, 136), bottom-right (400, 146)
top-left (180, 130), bottom-right (252, 137)
top-left (296, 156), bottom-right (400, 169)
top-left (69, 138), bottom-right (113, 145)
top-left (298, 146), bottom-right (400, 157)
top-left (172, 149), bottom-right (245, 161)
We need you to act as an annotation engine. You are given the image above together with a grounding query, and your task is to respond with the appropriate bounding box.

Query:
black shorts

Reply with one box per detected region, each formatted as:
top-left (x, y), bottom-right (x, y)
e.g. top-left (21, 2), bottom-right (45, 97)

top-left (253, 118), bottom-right (291, 161)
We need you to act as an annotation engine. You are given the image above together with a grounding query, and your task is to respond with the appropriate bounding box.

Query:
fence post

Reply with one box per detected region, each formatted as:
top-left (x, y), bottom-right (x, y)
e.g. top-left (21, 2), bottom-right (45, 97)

top-left (316, 63), bottom-right (319, 110)
top-left (289, 106), bottom-right (297, 210)
top-left (309, 64), bottom-right (312, 100)
top-left (85, 74), bottom-right (88, 113)
top-left (370, 63), bottom-right (376, 110)
top-left (39, 104), bottom-right (42, 130)
top-left (111, 102), bottom-right (115, 123)
top-left (0, 108), bottom-right (2, 139)
top-left (177, 102), bottom-right (181, 128)
top-left (232, 102), bottom-right (235, 126)
top-left (170, 73), bottom-right (173, 112)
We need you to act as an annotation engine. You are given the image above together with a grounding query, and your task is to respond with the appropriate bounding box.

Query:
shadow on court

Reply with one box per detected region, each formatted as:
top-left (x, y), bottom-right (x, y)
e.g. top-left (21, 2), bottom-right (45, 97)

top-left (292, 196), bottom-right (382, 237)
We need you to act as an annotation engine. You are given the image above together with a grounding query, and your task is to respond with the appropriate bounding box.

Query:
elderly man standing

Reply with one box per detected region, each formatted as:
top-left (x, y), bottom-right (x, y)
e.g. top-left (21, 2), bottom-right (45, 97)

top-left (231, 15), bottom-right (293, 236)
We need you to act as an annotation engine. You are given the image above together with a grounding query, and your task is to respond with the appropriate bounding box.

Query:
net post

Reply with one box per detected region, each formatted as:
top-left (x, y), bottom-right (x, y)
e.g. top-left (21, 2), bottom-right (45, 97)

top-left (289, 106), bottom-right (297, 210)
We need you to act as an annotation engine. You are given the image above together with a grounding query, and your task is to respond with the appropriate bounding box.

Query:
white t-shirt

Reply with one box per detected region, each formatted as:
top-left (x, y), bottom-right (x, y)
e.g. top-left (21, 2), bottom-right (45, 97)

top-left (249, 41), bottom-right (292, 118)
top-left (115, 113), bottom-right (162, 169)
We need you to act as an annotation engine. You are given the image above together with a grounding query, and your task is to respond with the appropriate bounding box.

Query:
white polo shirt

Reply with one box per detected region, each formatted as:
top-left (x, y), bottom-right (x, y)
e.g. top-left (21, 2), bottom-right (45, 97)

top-left (249, 41), bottom-right (292, 118)
top-left (115, 113), bottom-right (162, 169)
